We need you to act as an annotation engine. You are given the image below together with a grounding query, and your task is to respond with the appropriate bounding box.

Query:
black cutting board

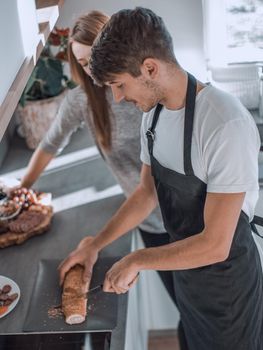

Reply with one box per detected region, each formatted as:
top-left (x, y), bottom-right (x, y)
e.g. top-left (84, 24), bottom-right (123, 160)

top-left (23, 257), bottom-right (120, 333)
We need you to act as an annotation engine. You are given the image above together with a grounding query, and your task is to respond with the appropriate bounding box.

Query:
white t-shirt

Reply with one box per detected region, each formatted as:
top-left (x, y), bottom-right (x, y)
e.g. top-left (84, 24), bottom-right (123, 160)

top-left (140, 85), bottom-right (261, 220)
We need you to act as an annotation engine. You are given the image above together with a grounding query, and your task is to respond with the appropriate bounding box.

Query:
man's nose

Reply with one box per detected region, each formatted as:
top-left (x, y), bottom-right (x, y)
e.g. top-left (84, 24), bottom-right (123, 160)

top-left (111, 86), bottom-right (124, 103)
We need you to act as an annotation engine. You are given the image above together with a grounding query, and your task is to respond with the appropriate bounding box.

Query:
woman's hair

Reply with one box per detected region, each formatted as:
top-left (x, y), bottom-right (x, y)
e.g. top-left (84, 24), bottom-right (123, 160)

top-left (68, 11), bottom-right (111, 151)
top-left (90, 7), bottom-right (177, 86)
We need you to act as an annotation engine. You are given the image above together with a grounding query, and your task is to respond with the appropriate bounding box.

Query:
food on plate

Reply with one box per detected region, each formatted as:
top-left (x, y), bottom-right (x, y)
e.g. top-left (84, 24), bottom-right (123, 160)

top-left (62, 265), bottom-right (90, 325)
top-left (8, 209), bottom-right (46, 233)
top-left (9, 188), bottom-right (38, 209)
top-left (0, 283), bottom-right (18, 315)
top-left (0, 186), bottom-right (53, 248)
top-left (0, 200), bottom-right (21, 220)
top-left (0, 205), bottom-right (53, 248)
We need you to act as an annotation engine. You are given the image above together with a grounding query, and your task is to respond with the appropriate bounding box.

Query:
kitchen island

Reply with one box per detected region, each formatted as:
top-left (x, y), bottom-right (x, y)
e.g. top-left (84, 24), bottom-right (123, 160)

top-left (0, 193), bottom-right (133, 350)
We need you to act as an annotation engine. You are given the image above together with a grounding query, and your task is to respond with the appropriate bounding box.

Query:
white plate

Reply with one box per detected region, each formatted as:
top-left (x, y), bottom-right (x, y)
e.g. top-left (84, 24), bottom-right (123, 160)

top-left (0, 275), bottom-right (20, 318)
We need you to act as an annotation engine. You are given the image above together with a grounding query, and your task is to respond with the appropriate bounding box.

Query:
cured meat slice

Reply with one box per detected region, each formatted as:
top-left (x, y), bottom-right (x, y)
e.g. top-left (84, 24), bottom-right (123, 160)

top-left (8, 210), bottom-right (46, 233)
top-left (0, 205), bottom-right (53, 248)
top-left (62, 265), bottom-right (90, 325)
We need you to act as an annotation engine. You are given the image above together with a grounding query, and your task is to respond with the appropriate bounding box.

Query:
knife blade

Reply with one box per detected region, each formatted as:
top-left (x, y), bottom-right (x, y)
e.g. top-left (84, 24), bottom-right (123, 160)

top-left (83, 284), bottom-right (103, 297)
top-left (53, 284), bottom-right (104, 309)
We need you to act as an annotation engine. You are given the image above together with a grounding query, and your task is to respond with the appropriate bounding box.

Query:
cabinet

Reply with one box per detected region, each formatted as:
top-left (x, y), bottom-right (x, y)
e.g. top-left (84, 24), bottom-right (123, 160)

top-left (0, 0), bottom-right (64, 142)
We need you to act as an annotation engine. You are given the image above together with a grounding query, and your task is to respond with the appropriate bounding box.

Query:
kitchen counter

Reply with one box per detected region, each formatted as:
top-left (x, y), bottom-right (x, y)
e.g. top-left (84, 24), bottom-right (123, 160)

top-left (0, 194), bottom-right (133, 350)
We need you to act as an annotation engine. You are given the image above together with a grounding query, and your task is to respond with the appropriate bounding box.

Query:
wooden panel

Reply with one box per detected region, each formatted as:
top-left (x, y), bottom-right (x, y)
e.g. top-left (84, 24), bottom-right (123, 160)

top-left (0, 57), bottom-right (34, 141)
top-left (35, 0), bottom-right (64, 9)
top-left (148, 329), bottom-right (180, 350)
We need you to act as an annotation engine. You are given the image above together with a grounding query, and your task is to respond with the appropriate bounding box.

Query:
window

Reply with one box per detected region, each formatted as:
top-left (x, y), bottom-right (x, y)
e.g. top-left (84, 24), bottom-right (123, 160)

top-left (202, 0), bottom-right (263, 112)
top-left (203, 0), bottom-right (263, 66)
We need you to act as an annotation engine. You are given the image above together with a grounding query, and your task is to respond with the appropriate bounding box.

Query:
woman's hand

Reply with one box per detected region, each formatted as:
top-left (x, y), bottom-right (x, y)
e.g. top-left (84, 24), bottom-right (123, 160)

top-left (58, 236), bottom-right (99, 285)
top-left (103, 254), bottom-right (140, 294)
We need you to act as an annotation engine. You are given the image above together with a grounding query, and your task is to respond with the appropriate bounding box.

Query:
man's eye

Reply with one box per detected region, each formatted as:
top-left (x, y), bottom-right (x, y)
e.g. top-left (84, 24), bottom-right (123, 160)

top-left (117, 84), bottom-right (123, 89)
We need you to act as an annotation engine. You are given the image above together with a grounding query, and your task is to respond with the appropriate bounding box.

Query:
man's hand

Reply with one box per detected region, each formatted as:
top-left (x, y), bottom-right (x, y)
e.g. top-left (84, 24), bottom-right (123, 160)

top-left (103, 254), bottom-right (139, 294)
top-left (58, 236), bottom-right (99, 285)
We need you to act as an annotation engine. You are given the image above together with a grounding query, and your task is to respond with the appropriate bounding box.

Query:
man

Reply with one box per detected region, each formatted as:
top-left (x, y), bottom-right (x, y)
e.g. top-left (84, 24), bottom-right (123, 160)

top-left (59, 7), bottom-right (263, 349)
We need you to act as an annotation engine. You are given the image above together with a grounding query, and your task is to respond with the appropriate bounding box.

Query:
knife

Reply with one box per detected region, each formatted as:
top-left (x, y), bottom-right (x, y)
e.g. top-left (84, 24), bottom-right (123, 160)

top-left (83, 284), bottom-right (103, 297)
top-left (53, 284), bottom-right (103, 309)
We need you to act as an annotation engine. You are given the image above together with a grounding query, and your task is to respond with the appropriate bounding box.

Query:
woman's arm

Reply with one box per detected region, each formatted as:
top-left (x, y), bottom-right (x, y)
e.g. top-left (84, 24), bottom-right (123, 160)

top-left (20, 88), bottom-right (86, 188)
top-left (20, 147), bottom-right (54, 188)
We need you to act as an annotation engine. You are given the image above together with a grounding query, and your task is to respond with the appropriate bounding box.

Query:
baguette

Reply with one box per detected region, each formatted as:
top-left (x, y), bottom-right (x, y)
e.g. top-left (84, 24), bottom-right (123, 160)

top-left (62, 264), bottom-right (90, 325)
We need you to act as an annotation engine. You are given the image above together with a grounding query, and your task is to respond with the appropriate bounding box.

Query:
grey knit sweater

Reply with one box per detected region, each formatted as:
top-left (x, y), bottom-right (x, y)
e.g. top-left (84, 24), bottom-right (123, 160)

top-left (40, 86), bottom-right (165, 233)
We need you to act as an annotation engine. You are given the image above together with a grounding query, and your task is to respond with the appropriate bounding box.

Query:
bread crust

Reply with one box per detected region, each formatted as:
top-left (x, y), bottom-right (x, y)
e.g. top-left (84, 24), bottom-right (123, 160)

top-left (62, 264), bottom-right (90, 325)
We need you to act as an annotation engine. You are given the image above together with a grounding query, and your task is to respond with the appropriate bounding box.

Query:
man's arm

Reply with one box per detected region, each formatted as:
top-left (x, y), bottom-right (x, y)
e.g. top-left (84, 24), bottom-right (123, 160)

top-left (103, 192), bottom-right (245, 292)
top-left (58, 164), bottom-right (158, 284)
top-left (92, 164), bottom-right (158, 250)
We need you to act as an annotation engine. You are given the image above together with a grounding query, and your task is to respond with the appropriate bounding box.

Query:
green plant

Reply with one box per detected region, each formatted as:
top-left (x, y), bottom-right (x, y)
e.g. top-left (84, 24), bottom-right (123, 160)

top-left (20, 27), bottom-right (75, 107)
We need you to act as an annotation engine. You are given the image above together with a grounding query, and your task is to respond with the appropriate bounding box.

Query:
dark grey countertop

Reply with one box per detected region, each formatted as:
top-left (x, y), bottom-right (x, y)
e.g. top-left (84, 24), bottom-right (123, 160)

top-left (0, 194), bottom-right (132, 350)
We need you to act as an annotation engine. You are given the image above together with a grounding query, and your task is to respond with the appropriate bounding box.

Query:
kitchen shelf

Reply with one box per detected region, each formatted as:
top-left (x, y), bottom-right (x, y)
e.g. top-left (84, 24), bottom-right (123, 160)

top-left (0, 0), bottom-right (64, 141)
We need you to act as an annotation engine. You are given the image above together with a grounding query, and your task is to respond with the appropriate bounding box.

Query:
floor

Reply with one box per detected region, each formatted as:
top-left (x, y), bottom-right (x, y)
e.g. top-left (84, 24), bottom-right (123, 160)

top-left (148, 330), bottom-right (180, 350)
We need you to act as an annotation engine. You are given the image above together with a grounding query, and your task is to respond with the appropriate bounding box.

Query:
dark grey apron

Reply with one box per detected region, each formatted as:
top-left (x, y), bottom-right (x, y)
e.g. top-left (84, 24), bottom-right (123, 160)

top-left (146, 73), bottom-right (263, 350)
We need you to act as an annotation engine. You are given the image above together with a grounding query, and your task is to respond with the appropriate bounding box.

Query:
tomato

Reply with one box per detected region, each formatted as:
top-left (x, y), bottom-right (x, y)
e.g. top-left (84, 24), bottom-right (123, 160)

top-left (0, 305), bottom-right (8, 315)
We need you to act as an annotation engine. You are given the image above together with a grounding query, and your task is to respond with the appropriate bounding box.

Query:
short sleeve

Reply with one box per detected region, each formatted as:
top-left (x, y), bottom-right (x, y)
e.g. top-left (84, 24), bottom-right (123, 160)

top-left (140, 113), bottom-right (152, 165)
top-left (204, 118), bottom-right (260, 193)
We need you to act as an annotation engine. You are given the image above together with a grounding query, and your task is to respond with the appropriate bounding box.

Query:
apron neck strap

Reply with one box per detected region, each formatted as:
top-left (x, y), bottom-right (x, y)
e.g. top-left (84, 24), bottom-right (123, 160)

top-left (146, 103), bottom-right (163, 155)
top-left (184, 72), bottom-right (197, 176)
top-left (146, 72), bottom-right (197, 176)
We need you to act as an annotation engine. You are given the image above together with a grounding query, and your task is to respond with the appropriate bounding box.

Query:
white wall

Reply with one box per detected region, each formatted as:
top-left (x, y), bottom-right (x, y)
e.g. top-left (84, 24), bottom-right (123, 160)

top-left (0, 0), bottom-right (39, 106)
top-left (57, 0), bottom-right (207, 80)
top-left (17, 0), bottom-right (39, 58)
top-left (0, 1), bottom-right (24, 105)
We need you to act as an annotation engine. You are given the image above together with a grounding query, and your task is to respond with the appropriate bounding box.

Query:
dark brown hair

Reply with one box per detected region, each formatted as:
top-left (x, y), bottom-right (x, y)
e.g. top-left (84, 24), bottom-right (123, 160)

top-left (90, 7), bottom-right (177, 85)
top-left (68, 11), bottom-right (111, 151)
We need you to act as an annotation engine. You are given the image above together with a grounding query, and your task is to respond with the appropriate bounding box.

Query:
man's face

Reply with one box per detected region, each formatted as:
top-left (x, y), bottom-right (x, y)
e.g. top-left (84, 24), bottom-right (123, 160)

top-left (106, 72), bottom-right (163, 112)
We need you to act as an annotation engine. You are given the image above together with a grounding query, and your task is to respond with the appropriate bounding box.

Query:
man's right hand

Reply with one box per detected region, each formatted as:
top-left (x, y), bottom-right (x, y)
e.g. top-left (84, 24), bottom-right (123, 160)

top-left (58, 236), bottom-right (99, 285)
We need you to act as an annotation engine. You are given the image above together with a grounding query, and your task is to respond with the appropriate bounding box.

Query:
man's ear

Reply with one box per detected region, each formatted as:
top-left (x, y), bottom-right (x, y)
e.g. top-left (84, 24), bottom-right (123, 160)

top-left (141, 58), bottom-right (158, 79)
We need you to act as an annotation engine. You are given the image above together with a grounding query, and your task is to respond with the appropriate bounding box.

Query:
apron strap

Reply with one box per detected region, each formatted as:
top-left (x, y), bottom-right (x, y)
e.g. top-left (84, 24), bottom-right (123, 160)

top-left (146, 103), bottom-right (163, 155)
top-left (146, 72), bottom-right (197, 174)
top-left (250, 215), bottom-right (263, 238)
top-left (184, 72), bottom-right (197, 176)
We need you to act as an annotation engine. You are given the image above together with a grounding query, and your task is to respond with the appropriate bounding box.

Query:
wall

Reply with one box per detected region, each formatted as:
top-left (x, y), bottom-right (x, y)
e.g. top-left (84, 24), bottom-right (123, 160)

top-left (0, 0), bottom-right (39, 107)
top-left (0, 1), bottom-right (24, 106)
top-left (57, 0), bottom-right (207, 80)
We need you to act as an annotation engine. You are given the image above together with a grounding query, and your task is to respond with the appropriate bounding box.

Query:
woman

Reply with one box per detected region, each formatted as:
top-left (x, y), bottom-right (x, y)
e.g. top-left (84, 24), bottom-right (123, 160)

top-left (16, 11), bottom-right (176, 304)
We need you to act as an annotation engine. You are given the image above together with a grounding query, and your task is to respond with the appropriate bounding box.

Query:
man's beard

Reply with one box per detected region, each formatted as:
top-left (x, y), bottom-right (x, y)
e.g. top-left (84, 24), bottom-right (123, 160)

top-left (135, 77), bottom-right (162, 112)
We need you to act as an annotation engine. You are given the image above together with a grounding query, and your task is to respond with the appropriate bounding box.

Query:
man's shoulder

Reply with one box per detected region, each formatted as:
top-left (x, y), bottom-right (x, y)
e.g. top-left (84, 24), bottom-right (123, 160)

top-left (197, 85), bottom-right (254, 128)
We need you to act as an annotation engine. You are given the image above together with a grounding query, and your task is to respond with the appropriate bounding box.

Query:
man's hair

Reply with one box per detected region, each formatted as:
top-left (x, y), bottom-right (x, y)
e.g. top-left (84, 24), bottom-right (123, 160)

top-left (90, 7), bottom-right (177, 85)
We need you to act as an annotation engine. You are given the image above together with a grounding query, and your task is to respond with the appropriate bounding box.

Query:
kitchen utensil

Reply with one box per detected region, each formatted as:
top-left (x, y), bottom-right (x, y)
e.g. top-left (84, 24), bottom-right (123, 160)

top-left (81, 284), bottom-right (103, 298)
top-left (53, 284), bottom-right (103, 309)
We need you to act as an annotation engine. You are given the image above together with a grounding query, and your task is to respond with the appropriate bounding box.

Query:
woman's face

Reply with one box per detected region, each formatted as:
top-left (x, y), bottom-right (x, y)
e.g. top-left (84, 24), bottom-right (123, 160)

top-left (71, 41), bottom-right (92, 76)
